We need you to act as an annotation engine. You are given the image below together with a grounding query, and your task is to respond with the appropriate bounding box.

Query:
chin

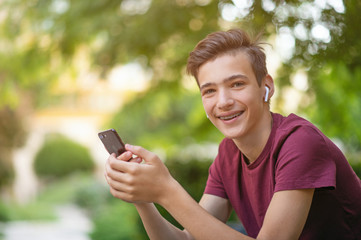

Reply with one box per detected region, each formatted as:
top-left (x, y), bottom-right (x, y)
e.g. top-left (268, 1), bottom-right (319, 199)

top-left (222, 131), bottom-right (244, 140)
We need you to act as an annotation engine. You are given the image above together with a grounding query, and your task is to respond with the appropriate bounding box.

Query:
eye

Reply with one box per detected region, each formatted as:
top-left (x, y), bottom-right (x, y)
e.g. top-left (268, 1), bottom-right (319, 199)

top-left (202, 88), bottom-right (215, 96)
top-left (232, 81), bottom-right (244, 88)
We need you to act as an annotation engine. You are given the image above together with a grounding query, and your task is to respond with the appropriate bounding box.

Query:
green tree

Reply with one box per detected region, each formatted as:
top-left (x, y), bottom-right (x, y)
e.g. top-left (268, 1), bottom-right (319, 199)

top-left (273, 0), bottom-right (361, 156)
top-left (1, 0), bottom-right (360, 189)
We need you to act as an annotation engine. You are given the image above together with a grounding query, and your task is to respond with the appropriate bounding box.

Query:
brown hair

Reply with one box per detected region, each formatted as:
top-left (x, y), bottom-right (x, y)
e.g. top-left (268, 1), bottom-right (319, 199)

top-left (186, 29), bottom-right (267, 86)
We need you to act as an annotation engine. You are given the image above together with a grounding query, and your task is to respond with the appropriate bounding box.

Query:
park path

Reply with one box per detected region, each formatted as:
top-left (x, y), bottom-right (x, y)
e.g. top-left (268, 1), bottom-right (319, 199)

top-left (0, 204), bottom-right (92, 240)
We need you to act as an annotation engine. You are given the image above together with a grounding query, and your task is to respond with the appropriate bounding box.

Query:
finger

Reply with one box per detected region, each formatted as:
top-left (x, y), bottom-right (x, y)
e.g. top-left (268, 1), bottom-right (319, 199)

top-left (125, 144), bottom-right (158, 164)
top-left (105, 158), bottom-right (128, 181)
top-left (107, 176), bottom-right (141, 203)
top-left (109, 186), bottom-right (137, 203)
top-left (105, 153), bottom-right (116, 174)
top-left (108, 154), bottom-right (143, 177)
top-left (117, 151), bottom-right (133, 161)
top-left (107, 153), bottom-right (128, 172)
top-left (106, 175), bottom-right (131, 192)
top-left (104, 171), bottom-right (110, 185)
top-left (128, 157), bottom-right (143, 164)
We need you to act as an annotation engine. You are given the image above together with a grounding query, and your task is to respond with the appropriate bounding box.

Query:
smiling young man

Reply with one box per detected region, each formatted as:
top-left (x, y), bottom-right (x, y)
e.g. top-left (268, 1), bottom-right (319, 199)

top-left (105, 29), bottom-right (361, 239)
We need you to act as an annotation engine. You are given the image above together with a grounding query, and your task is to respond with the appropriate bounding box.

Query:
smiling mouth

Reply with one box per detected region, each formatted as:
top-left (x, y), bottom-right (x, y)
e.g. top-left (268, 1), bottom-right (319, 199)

top-left (218, 112), bottom-right (243, 120)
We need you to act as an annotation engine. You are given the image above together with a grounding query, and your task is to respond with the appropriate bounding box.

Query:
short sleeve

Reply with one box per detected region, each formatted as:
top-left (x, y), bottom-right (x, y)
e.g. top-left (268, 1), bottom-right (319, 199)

top-left (204, 154), bottom-right (228, 199)
top-left (274, 126), bottom-right (336, 192)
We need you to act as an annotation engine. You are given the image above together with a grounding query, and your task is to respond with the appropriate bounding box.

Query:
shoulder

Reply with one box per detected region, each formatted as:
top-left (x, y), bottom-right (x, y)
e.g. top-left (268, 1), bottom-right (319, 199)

top-left (274, 113), bottom-right (333, 160)
top-left (273, 113), bottom-right (329, 150)
top-left (271, 114), bottom-right (337, 191)
top-left (275, 113), bottom-right (319, 133)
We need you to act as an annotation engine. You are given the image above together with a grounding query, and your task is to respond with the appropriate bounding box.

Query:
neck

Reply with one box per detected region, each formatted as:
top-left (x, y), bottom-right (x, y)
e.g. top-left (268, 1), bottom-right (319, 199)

top-left (233, 111), bottom-right (273, 164)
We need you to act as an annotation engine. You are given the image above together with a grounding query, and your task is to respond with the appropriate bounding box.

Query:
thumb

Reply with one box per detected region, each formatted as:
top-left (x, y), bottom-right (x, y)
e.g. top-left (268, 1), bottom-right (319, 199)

top-left (125, 144), bottom-right (160, 165)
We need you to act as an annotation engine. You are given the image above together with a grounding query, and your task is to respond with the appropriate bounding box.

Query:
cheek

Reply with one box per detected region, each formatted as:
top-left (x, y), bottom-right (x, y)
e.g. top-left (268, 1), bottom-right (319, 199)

top-left (241, 91), bottom-right (262, 105)
top-left (201, 97), bottom-right (207, 107)
top-left (201, 98), bottom-right (213, 113)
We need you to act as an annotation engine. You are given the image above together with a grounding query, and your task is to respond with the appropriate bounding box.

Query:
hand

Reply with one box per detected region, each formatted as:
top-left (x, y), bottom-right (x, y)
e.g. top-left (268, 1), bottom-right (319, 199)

top-left (104, 144), bottom-right (176, 204)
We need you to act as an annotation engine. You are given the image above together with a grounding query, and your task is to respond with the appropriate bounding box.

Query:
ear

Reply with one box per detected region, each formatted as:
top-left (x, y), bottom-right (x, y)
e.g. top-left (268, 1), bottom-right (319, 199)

top-left (263, 74), bottom-right (275, 102)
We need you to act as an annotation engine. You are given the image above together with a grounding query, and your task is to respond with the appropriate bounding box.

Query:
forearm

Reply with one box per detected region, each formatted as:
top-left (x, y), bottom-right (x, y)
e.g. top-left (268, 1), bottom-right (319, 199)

top-left (160, 180), bottom-right (253, 240)
top-left (134, 202), bottom-right (192, 240)
top-left (105, 145), bottom-right (252, 239)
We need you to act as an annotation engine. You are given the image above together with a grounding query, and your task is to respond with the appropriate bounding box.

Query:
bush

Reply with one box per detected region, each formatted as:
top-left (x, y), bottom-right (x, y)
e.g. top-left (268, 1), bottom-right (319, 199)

top-left (164, 158), bottom-right (240, 228)
top-left (89, 200), bottom-right (146, 240)
top-left (347, 152), bottom-right (361, 179)
top-left (167, 158), bottom-right (211, 202)
top-left (74, 180), bottom-right (111, 213)
top-left (148, 158), bottom-right (212, 229)
top-left (34, 134), bottom-right (95, 179)
top-left (0, 200), bottom-right (10, 222)
top-left (350, 161), bottom-right (361, 179)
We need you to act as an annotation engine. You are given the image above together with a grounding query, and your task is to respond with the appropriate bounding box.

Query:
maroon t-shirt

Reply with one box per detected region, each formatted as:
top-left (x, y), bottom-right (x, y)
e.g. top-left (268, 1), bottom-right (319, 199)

top-left (205, 113), bottom-right (361, 239)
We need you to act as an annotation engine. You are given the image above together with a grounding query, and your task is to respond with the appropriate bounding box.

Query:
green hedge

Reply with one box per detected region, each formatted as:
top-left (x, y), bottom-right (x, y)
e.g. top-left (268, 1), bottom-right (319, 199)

top-left (89, 199), bottom-right (146, 240)
top-left (34, 134), bottom-right (95, 179)
top-left (0, 200), bottom-right (10, 222)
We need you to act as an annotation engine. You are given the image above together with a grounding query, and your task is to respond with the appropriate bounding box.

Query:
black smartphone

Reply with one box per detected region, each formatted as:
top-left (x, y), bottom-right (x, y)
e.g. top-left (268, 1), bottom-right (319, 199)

top-left (98, 129), bottom-right (126, 156)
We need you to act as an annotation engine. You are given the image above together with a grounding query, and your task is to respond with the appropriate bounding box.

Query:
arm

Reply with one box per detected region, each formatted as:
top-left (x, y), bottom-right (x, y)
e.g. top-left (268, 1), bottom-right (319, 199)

top-left (133, 202), bottom-right (190, 240)
top-left (160, 182), bottom-right (314, 240)
top-left (257, 189), bottom-right (314, 240)
top-left (105, 148), bottom-right (233, 240)
top-left (132, 194), bottom-right (232, 240)
top-left (106, 144), bottom-right (314, 240)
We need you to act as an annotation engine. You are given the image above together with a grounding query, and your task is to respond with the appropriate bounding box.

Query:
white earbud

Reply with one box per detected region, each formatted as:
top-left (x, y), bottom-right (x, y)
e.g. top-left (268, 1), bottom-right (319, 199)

top-left (264, 86), bottom-right (270, 102)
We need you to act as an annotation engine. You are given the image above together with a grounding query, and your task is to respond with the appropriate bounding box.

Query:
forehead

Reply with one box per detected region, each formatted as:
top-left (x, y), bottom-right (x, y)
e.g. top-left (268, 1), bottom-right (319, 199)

top-left (197, 51), bottom-right (255, 86)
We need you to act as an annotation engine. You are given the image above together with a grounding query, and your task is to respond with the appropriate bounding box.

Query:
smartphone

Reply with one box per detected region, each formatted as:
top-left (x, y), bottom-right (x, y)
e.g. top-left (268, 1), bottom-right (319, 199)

top-left (98, 129), bottom-right (126, 156)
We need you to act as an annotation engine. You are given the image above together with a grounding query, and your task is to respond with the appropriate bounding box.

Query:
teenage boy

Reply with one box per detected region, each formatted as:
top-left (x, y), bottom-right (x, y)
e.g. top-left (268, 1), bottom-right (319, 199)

top-left (105, 29), bottom-right (361, 240)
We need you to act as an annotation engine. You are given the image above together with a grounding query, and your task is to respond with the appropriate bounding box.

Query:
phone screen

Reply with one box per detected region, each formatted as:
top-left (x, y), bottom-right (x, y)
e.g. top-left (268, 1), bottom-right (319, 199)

top-left (98, 129), bottom-right (125, 156)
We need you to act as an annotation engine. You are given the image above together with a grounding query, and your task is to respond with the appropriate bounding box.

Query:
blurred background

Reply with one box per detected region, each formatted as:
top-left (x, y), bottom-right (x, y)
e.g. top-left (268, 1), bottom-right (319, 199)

top-left (0, 0), bottom-right (360, 239)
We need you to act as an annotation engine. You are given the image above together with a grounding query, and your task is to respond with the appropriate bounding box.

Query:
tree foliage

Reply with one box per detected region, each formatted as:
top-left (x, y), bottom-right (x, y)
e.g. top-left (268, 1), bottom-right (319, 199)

top-left (108, 82), bottom-right (222, 155)
top-left (0, 0), bottom-right (360, 185)
top-left (275, 0), bottom-right (361, 152)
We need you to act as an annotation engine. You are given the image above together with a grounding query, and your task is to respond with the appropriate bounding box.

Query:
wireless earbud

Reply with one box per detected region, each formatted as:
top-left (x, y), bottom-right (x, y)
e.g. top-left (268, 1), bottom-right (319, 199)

top-left (264, 86), bottom-right (270, 102)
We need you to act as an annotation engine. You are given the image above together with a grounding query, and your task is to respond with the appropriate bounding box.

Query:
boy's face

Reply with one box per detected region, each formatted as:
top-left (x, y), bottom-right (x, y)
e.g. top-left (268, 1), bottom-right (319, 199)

top-left (198, 51), bottom-right (269, 140)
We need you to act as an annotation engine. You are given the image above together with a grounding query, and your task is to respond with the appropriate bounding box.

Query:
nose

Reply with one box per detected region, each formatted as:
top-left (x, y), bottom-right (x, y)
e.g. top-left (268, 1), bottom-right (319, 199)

top-left (216, 89), bottom-right (234, 110)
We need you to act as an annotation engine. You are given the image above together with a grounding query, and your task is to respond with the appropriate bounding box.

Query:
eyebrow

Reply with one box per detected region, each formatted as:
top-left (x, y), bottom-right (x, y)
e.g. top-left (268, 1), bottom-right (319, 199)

top-left (199, 74), bottom-right (249, 91)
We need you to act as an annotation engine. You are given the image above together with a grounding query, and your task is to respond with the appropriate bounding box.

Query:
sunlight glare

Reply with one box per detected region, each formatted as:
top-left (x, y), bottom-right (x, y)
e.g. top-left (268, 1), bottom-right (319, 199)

top-left (311, 23), bottom-right (331, 43)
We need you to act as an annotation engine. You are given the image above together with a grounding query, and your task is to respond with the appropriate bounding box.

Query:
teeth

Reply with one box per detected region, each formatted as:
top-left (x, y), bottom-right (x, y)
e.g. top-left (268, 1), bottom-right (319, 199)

top-left (219, 112), bottom-right (242, 120)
